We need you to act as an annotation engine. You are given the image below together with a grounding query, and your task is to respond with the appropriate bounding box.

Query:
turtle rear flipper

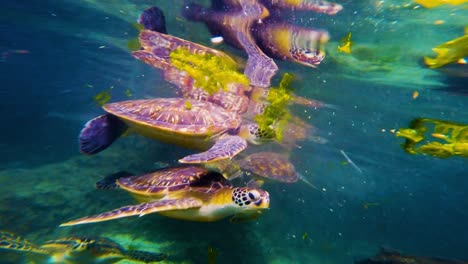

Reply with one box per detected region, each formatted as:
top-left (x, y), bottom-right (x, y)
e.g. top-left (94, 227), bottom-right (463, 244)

top-left (60, 198), bottom-right (203, 226)
top-left (0, 231), bottom-right (48, 255)
top-left (179, 135), bottom-right (247, 163)
top-left (138, 6), bottom-right (167, 34)
top-left (79, 114), bottom-right (127, 155)
top-left (96, 171), bottom-right (134, 190)
top-left (124, 250), bottom-right (167, 263)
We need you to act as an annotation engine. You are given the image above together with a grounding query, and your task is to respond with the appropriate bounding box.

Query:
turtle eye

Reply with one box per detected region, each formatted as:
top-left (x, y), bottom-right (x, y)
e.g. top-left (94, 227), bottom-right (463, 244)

top-left (248, 190), bottom-right (260, 201)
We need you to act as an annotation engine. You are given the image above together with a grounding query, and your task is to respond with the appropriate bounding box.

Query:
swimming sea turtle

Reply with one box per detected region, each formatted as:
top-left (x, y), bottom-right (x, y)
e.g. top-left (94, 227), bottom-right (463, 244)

top-left (60, 166), bottom-right (270, 226)
top-left (79, 98), bottom-right (271, 163)
top-left (183, 1), bottom-right (330, 68)
top-left (0, 231), bottom-right (166, 263)
top-left (132, 28), bottom-right (333, 115)
top-left (183, 0), bottom-right (279, 87)
top-left (236, 151), bottom-right (318, 188)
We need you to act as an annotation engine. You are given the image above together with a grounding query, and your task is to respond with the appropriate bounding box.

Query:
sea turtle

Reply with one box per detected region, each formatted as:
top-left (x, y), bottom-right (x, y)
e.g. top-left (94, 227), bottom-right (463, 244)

top-left (183, 0), bottom-right (279, 87)
top-left (79, 98), bottom-right (273, 163)
top-left (132, 28), bottom-right (333, 115)
top-left (0, 231), bottom-right (166, 263)
top-left (264, 0), bottom-right (342, 15)
top-left (236, 151), bottom-right (318, 188)
top-left (60, 166), bottom-right (270, 226)
top-left (182, 1), bottom-right (331, 68)
top-left (213, 0), bottom-right (343, 15)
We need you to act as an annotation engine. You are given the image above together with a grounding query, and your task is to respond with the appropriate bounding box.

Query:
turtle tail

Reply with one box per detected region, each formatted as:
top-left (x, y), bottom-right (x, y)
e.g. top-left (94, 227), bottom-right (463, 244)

top-left (124, 250), bottom-right (167, 263)
top-left (79, 114), bottom-right (127, 155)
top-left (138, 6), bottom-right (167, 34)
top-left (182, 2), bottom-right (209, 22)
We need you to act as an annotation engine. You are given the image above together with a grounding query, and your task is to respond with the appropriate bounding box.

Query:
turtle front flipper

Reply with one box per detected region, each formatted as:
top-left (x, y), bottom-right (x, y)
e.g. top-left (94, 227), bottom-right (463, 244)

top-left (179, 135), bottom-right (248, 163)
top-left (60, 198), bottom-right (203, 226)
top-left (235, 2), bottom-right (278, 87)
top-left (0, 231), bottom-right (49, 255)
top-left (124, 250), bottom-right (167, 263)
top-left (79, 114), bottom-right (128, 155)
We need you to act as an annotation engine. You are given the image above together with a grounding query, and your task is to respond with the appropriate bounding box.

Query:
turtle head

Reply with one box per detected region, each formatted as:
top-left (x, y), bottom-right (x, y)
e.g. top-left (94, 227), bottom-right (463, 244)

top-left (290, 48), bottom-right (325, 68)
top-left (289, 29), bottom-right (330, 68)
top-left (239, 123), bottom-right (275, 145)
top-left (232, 187), bottom-right (270, 210)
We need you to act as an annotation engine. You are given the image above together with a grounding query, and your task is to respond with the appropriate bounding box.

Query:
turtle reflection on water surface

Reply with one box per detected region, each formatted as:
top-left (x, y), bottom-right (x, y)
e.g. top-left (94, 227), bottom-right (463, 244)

top-left (0, 231), bottom-right (166, 263)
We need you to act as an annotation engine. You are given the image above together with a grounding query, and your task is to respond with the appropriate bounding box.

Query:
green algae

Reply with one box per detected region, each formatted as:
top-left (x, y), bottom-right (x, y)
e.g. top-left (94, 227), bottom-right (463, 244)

top-left (169, 47), bottom-right (249, 95)
top-left (254, 73), bottom-right (295, 141)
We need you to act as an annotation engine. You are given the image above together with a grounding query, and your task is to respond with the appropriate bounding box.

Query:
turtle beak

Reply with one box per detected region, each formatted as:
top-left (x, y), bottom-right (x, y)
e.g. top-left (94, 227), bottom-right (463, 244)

top-left (254, 190), bottom-right (270, 209)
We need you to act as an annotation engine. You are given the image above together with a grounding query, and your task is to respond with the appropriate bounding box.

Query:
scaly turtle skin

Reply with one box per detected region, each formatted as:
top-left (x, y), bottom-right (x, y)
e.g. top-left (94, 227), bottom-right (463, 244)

top-left (79, 98), bottom-right (269, 163)
top-left (183, 1), bottom-right (330, 68)
top-left (60, 166), bottom-right (270, 225)
top-left (0, 231), bottom-right (166, 263)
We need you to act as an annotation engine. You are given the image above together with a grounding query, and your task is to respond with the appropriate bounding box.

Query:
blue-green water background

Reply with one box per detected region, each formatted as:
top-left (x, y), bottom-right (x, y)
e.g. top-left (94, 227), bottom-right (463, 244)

top-left (0, 0), bottom-right (467, 263)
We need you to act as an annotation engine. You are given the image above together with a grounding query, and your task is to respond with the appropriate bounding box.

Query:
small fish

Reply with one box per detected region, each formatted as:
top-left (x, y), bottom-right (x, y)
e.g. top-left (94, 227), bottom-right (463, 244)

top-left (302, 232), bottom-right (309, 240)
top-left (337, 32), bottom-right (352, 54)
top-left (208, 245), bottom-right (218, 264)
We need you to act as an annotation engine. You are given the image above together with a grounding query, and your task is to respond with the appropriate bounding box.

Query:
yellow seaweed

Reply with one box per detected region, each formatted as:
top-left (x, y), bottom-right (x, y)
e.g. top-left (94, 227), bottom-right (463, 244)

top-left (337, 32), bottom-right (353, 54)
top-left (396, 117), bottom-right (468, 158)
top-left (169, 47), bottom-right (249, 95)
top-left (184, 100), bottom-right (193, 110)
top-left (124, 89), bottom-right (132, 97)
top-left (424, 28), bottom-right (468, 68)
top-left (414, 0), bottom-right (468, 8)
top-left (93, 90), bottom-right (112, 106)
top-left (253, 73), bottom-right (295, 142)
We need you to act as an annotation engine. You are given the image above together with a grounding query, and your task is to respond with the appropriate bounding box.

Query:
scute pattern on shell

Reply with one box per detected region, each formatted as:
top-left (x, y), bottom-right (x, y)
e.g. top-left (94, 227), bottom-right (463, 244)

top-left (42, 237), bottom-right (124, 255)
top-left (117, 166), bottom-right (231, 193)
top-left (104, 98), bottom-right (241, 135)
top-left (238, 152), bottom-right (298, 183)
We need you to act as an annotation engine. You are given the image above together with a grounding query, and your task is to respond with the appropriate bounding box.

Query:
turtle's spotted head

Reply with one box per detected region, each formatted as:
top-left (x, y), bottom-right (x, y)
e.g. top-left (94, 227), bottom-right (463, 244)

top-left (232, 187), bottom-right (270, 210)
top-left (290, 48), bottom-right (326, 68)
top-left (289, 29), bottom-right (330, 68)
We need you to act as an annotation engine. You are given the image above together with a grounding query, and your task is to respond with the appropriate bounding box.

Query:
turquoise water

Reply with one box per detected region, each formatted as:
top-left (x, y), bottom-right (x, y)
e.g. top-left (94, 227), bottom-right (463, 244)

top-left (0, 0), bottom-right (467, 263)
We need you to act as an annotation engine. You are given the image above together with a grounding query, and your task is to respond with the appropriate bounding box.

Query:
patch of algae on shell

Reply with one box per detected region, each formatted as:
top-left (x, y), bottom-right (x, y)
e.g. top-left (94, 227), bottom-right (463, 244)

top-left (254, 73), bottom-right (295, 142)
top-left (169, 47), bottom-right (249, 95)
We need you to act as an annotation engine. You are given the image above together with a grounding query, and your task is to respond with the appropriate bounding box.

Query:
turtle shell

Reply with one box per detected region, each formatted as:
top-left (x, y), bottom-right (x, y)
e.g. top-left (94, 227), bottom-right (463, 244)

top-left (133, 30), bottom-right (237, 71)
top-left (104, 98), bottom-right (241, 149)
top-left (117, 166), bottom-right (232, 198)
top-left (41, 237), bottom-right (125, 256)
top-left (237, 152), bottom-right (298, 183)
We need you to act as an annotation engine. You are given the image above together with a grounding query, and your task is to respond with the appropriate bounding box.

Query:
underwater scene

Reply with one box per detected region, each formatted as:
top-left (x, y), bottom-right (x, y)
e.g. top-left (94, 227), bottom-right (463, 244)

top-left (0, 0), bottom-right (467, 263)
